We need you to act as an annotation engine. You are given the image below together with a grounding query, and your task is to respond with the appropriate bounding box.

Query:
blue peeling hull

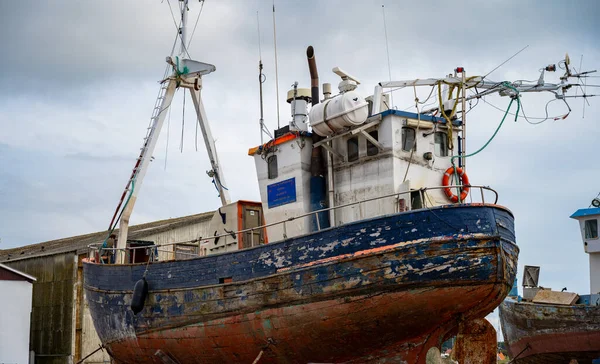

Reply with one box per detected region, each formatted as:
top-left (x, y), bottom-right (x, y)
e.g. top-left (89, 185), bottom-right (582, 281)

top-left (84, 203), bottom-right (518, 363)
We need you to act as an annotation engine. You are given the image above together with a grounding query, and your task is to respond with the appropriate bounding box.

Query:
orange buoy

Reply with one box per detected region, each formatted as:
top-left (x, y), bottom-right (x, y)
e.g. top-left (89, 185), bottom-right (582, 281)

top-left (442, 167), bottom-right (470, 203)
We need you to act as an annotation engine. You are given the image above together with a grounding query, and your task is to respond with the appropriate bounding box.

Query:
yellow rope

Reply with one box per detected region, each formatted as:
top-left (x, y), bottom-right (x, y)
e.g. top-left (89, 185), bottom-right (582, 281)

top-left (436, 76), bottom-right (481, 150)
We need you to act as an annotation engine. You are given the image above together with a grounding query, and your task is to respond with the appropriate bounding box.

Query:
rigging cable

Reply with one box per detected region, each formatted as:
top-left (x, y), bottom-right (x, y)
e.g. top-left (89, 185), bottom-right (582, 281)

top-left (382, 4), bottom-right (394, 108)
top-left (446, 83), bottom-right (521, 202)
top-left (435, 75), bottom-right (483, 150)
top-left (187, 0), bottom-right (205, 49)
top-left (165, 0), bottom-right (192, 58)
top-left (100, 178), bottom-right (136, 263)
top-left (482, 45), bottom-right (529, 80)
top-left (256, 11), bottom-right (273, 142)
top-left (479, 96), bottom-right (570, 123)
top-left (272, 0), bottom-right (281, 128)
top-left (180, 89), bottom-right (186, 152)
top-left (164, 103), bottom-right (172, 170)
top-left (400, 85), bottom-right (437, 111)
top-left (450, 82), bottom-right (521, 170)
top-left (195, 114), bottom-right (199, 151)
top-left (402, 84), bottom-right (423, 182)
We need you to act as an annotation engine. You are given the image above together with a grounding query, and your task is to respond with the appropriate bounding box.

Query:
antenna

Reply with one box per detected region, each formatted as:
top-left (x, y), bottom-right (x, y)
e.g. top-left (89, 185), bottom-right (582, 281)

top-left (483, 45), bottom-right (529, 80)
top-left (381, 4), bottom-right (394, 108)
top-left (257, 11), bottom-right (266, 144)
top-left (580, 55), bottom-right (587, 118)
top-left (178, 0), bottom-right (190, 57)
top-left (272, 0), bottom-right (281, 129)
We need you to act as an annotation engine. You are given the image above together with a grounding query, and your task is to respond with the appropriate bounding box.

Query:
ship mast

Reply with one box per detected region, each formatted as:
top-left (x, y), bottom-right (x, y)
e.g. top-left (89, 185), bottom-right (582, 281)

top-left (179, 0), bottom-right (188, 57)
top-left (113, 0), bottom-right (229, 263)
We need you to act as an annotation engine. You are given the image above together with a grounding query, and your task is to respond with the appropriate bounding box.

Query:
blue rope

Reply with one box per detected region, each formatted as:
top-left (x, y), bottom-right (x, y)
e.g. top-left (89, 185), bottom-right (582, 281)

top-left (101, 179), bottom-right (136, 250)
top-left (211, 176), bottom-right (229, 198)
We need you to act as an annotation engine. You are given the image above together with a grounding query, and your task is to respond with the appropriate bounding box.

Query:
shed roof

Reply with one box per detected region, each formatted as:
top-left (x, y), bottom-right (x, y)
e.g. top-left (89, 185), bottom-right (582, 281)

top-left (0, 211), bottom-right (214, 263)
top-left (0, 263), bottom-right (37, 282)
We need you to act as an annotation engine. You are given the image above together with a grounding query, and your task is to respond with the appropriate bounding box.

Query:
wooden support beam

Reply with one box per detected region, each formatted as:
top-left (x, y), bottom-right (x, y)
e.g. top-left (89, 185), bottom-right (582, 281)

top-left (313, 117), bottom-right (382, 149)
top-left (360, 129), bottom-right (384, 151)
top-left (320, 142), bottom-right (345, 161)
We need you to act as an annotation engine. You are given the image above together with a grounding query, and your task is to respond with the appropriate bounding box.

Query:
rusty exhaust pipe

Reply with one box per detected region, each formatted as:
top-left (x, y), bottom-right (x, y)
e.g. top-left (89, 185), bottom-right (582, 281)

top-left (305, 46), bottom-right (330, 231)
top-left (307, 46), bottom-right (319, 106)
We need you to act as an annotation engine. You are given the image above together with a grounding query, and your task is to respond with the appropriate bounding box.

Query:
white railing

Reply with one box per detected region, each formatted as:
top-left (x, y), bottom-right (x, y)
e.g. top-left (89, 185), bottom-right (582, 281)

top-left (88, 185), bottom-right (498, 264)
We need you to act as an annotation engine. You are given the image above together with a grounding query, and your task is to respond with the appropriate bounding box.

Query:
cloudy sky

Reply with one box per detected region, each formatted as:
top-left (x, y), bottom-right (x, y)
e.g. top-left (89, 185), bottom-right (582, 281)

top-left (1, 0), bottom-right (599, 333)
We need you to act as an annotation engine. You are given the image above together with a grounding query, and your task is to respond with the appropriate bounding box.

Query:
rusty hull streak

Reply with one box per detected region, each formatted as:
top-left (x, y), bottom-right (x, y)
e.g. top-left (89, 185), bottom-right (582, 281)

top-left (500, 298), bottom-right (600, 364)
top-left (84, 204), bottom-right (517, 364)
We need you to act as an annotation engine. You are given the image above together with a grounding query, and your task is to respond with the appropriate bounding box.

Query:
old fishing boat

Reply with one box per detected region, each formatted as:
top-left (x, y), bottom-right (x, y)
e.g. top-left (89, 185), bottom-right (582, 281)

top-left (83, 2), bottom-right (592, 363)
top-left (499, 202), bottom-right (600, 364)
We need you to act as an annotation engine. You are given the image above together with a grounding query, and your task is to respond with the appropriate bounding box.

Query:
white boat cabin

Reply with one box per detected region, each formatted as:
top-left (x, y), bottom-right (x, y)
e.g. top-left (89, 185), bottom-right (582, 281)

top-left (249, 78), bottom-right (465, 243)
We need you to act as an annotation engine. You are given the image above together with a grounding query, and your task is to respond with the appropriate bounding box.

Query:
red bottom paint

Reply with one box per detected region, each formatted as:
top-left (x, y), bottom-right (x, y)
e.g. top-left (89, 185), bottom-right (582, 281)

top-left (500, 298), bottom-right (600, 364)
top-left (508, 331), bottom-right (600, 364)
top-left (108, 283), bottom-right (507, 364)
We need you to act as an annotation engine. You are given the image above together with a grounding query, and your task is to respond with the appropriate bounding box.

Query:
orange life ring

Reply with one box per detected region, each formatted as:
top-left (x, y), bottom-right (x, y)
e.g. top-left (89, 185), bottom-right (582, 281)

top-left (442, 167), bottom-right (470, 203)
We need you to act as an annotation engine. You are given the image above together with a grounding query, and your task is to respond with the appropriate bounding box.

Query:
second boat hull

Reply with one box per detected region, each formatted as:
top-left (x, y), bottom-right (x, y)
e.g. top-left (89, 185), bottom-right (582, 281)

top-left (500, 298), bottom-right (600, 364)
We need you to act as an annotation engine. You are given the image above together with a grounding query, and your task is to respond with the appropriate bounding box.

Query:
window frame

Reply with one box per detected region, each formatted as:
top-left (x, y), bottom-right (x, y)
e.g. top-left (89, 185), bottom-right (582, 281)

top-left (366, 130), bottom-right (379, 156)
top-left (267, 155), bottom-right (278, 179)
top-left (401, 127), bottom-right (416, 152)
top-left (347, 136), bottom-right (359, 162)
top-left (434, 131), bottom-right (449, 157)
top-left (584, 219), bottom-right (599, 240)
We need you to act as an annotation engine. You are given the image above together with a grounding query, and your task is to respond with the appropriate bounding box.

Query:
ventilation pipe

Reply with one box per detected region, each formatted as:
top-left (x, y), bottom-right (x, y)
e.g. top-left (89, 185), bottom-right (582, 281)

top-left (323, 83), bottom-right (332, 100)
top-left (306, 46), bottom-right (330, 231)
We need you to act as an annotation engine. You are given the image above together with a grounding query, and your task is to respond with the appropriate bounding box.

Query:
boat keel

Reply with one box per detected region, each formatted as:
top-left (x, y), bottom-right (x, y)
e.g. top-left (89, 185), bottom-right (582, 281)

top-left (454, 318), bottom-right (497, 364)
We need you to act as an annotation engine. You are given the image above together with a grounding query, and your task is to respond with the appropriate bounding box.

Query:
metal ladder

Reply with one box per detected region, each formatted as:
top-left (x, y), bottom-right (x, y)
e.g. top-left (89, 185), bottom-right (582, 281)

top-left (107, 78), bottom-right (172, 230)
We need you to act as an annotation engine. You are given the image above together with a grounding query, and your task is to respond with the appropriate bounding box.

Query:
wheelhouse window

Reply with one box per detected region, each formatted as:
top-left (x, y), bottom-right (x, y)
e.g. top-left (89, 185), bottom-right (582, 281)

top-left (267, 155), bottom-right (278, 179)
top-left (347, 137), bottom-right (359, 162)
top-left (366, 130), bottom-right (379, 156)
top-left (585, 219), bottom-right (598, 239)
top-left (434, 131), bottom-right (448, 157)
top-left (402, 127), bottom-right (415, 151)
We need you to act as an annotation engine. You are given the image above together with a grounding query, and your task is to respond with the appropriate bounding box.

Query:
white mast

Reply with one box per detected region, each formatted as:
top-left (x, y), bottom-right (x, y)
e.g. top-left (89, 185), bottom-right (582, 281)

top-left (179, 0), bottom-right (188, 56)
top-left (114, 0), bottom-right (229, 263)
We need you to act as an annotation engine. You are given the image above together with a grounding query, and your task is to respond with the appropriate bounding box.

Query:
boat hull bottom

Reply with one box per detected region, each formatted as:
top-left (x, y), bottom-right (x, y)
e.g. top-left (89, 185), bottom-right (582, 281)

top-left (508, 331), bottom-right (600, 364)
top-left (500, 298), bottom-right (600, 364)
top-left (107, 283), bottom-right (507, 364)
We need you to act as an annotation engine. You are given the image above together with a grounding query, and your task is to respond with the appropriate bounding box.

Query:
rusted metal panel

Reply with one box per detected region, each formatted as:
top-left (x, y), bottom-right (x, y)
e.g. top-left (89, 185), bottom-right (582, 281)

top-left (499, 297), bottom-right (600, 363)
top-left (84, 204), bottom-right (518, 363)
top-left (5, 253), bottom-right (76, 364)
top-left (74, 254), bottom-right (84, 362)
top-left (532, 290), bottom-right (579, 305)
top-left (453, 318), bottom-right (497, 364)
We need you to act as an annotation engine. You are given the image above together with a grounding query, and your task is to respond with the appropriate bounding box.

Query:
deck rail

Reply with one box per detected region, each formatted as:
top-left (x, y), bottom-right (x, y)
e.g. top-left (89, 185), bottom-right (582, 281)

top-left (87, 185), bottom-right (498, 264)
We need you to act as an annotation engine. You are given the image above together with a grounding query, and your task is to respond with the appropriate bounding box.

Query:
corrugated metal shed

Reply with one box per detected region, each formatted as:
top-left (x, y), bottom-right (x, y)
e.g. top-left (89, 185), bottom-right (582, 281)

top-left (0, 211), bottom-right (214, 364)
top-left (0, 211), bottom-right (214, 263)
top-left (8, 254), bottom-right (75, 363)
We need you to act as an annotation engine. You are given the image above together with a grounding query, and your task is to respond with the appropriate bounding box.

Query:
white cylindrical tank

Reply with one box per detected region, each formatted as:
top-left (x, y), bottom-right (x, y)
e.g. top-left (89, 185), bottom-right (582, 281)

top-left (291, 98), bottom-right (308, 131)
top-left (287, 88), bottom-right (311, 132)
top-left (309, 91), bottom-right (368, 136)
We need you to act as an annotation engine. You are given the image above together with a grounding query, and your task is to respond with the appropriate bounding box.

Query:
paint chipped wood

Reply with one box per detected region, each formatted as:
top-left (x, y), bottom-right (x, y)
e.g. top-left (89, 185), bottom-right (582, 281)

top-left (84, 204), bottom-right (518, 363)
